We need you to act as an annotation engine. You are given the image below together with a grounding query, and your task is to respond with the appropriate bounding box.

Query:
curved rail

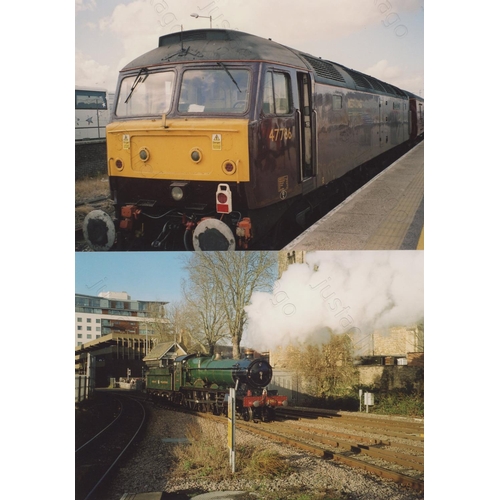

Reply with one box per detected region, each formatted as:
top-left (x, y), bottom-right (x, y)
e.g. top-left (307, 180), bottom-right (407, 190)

top-left (75, 400), bottom-right (124, 453)
top-left (76, 394), bottom-right (147, 500)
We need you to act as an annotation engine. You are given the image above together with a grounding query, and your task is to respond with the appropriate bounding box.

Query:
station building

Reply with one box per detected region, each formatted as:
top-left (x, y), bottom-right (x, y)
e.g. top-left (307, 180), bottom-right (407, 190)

top-left (75, 291), bottom-right (170, 387)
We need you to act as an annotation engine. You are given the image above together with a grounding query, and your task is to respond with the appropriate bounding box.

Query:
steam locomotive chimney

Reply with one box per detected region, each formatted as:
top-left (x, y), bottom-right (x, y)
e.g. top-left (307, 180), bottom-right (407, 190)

top-left (244, 349), bottom-right (254, 359)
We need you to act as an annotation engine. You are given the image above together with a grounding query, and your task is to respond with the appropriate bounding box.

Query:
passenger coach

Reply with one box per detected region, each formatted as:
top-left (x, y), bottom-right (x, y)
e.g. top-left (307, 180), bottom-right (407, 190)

top-left (83, 29), bottom-right (423, 251)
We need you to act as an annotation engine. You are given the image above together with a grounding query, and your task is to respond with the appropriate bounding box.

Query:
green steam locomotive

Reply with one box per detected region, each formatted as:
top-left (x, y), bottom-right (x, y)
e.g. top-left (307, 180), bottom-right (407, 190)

top-left (146, 352), bottom-right (287, 422)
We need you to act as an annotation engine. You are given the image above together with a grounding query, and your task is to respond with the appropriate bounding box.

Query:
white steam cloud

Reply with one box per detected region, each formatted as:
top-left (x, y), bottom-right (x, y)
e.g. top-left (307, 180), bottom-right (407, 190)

top-left (245, 251), bottom-right (423, 351)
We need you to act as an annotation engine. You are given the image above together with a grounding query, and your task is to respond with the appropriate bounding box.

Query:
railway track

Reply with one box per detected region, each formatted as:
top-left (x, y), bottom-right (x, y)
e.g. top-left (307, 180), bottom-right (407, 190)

top-left (180, 404), bottom-right (424, 493)
top-left (75, 393), bottom-right (147, 500)
top-left (239, 417), bottom-right (423, 492)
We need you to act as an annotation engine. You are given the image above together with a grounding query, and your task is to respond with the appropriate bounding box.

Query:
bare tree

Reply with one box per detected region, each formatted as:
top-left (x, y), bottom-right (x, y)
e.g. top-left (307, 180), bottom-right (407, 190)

top-left (162, 301), bottom-right (189, 344)
top-left (184, 252), bottom-right (277, 358)
top-left (182, 274), bottom-right (229, 355)
top-left (143, 301), bottom-right (170, 346)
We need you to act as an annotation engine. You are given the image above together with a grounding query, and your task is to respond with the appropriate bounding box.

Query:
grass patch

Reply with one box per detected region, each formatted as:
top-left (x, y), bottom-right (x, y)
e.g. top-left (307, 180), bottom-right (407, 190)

top-left (245, 449), bottom-right (293, 479)
top-left (171, 421), bottom-right (292, 481)
top-left (75, 175), bottom-right (110, 204)
top-left (171, 421), bottom-right (230, 481)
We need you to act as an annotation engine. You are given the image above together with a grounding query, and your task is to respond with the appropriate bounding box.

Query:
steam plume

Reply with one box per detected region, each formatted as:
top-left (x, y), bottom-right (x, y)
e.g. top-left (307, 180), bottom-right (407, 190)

top-left (245, 251), bottom-right (423, 351)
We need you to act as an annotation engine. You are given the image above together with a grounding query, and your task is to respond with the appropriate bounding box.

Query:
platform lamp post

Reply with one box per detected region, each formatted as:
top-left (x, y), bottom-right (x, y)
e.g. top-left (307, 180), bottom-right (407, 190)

top-left (191, 13), bottom-right (212, 28)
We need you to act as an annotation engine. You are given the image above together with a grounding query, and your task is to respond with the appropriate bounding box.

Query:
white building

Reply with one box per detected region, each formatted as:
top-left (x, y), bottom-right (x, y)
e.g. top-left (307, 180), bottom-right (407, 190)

top-left (75, 291), bottom-right (168, 346)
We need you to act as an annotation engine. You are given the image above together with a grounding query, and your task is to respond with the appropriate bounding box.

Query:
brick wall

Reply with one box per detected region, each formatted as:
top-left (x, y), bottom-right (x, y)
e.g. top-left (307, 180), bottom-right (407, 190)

top-left (278, 251), bottom-right (307, 277)
top-left (358, 365), bottom-right (424, 392)
top-left (75, 140), bottom-right (107, 180)
top-left (407, 352), bottom-right (424, 366)
top-left (373, 324), bottom-right (424, 356)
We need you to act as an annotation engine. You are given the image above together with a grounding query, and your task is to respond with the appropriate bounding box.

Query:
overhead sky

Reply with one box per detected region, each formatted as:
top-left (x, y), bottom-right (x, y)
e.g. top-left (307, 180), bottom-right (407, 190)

top-left (76, 0), bottom-right (424, 96)
top-left (75, 252), bottom-right (188, 303)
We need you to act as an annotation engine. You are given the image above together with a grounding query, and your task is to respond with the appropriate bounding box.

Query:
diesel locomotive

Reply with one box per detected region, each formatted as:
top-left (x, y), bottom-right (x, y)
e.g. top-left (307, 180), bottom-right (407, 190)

top-left (82, 29), bottom-right (424, 251)
top-left (146, 353), bottom-right (287, 422)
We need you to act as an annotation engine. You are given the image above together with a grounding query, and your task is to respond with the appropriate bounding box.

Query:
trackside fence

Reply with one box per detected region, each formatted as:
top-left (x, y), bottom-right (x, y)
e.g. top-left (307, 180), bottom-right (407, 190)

top-left (75, 375), bottom-right (94, 402)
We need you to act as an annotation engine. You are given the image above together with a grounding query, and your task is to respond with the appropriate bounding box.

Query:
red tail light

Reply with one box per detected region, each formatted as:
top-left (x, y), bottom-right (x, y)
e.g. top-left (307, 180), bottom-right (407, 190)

top-left (216, 184), bottom-right (232, 214)
top-left (217, 193), bottom-right (228, 204)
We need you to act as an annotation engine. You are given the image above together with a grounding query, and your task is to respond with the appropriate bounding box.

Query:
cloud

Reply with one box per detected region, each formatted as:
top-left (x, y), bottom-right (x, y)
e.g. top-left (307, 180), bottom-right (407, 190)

top-left (75, 50), bottom-right (114, 91)
top-left (75, 0), bottom-right (96, 12)
top-left (98, 0), bottom-right (185, 72)
top-left (245, 251), bottom-right (423, 352)
top-left (227, 0), bottom-right (382, 45)
top-left (364, 59), bottom-right (402, 81)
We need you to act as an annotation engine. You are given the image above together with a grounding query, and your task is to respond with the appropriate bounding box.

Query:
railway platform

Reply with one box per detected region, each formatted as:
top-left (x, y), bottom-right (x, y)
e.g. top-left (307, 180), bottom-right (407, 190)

top-left (283, 141), bottom-right (424, 251)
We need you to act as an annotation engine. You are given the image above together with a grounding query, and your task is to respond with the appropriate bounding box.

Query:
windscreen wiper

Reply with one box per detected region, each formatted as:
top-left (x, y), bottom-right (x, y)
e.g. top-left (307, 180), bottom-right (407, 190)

top-left (217, 62), bottom-right (241, 93)
top-left (124, 68), bottom-right (149, 104)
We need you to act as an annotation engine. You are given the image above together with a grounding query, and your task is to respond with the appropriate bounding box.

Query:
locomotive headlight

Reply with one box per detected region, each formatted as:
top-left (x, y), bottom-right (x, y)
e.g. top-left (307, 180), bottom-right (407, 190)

top-left (222, 160), bottom-right (236, 175)
top-left (190, 148), bottom-right (202, 163)
top-left (171, 186), bottom-right (184, 201)
top-left (170, 181), bottom-right (189, 202)
top-left (139, 148), bottom-right (150, 161)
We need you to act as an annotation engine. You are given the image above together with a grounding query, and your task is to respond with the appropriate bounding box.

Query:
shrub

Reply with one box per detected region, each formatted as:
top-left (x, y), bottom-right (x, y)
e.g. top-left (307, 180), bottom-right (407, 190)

top-left (371, 391), bottom-right (424, 417)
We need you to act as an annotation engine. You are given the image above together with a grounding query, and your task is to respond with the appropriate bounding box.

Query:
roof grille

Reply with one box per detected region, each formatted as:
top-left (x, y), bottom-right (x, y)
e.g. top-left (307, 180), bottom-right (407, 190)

top-left (378, 81), bottom-right (396, 95)
top-left (301, 54), bottom-right (345, 83)
top-left (387, 84), bottom-right (407, 97)
top-left (363, 75), bottom-right (386, 93)
top-left (344, 68), bottom-right (373, 89)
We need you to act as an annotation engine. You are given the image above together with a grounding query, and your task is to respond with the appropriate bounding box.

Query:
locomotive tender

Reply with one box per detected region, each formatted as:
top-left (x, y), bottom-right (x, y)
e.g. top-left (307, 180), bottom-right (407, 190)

top-left (83, 29), bottom-right (424, 251)
top-left (146, 353), bottom-right (287, 422)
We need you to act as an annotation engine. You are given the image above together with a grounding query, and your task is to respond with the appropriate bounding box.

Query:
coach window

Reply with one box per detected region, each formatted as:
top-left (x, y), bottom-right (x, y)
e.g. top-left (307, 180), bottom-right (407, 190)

top-left (263, 71), bottom-right (292, 115)
top-left (75, 90), bottom-right (107, 110)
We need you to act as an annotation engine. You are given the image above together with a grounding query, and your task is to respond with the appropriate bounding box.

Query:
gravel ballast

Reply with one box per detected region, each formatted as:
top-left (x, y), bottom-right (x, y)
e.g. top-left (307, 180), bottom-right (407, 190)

top-left (99, 402), bottom-right (424, 500)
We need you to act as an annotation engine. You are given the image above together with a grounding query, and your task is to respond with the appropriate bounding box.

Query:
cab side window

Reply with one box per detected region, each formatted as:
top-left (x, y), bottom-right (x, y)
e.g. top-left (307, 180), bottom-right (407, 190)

top-left (262, 71), bottom-right (292, 115)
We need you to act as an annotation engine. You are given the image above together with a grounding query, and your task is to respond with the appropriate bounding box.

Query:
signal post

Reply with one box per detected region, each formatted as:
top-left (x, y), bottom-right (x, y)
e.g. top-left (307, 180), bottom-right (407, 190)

top-left (228, 388), bottom-right (236, 473)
